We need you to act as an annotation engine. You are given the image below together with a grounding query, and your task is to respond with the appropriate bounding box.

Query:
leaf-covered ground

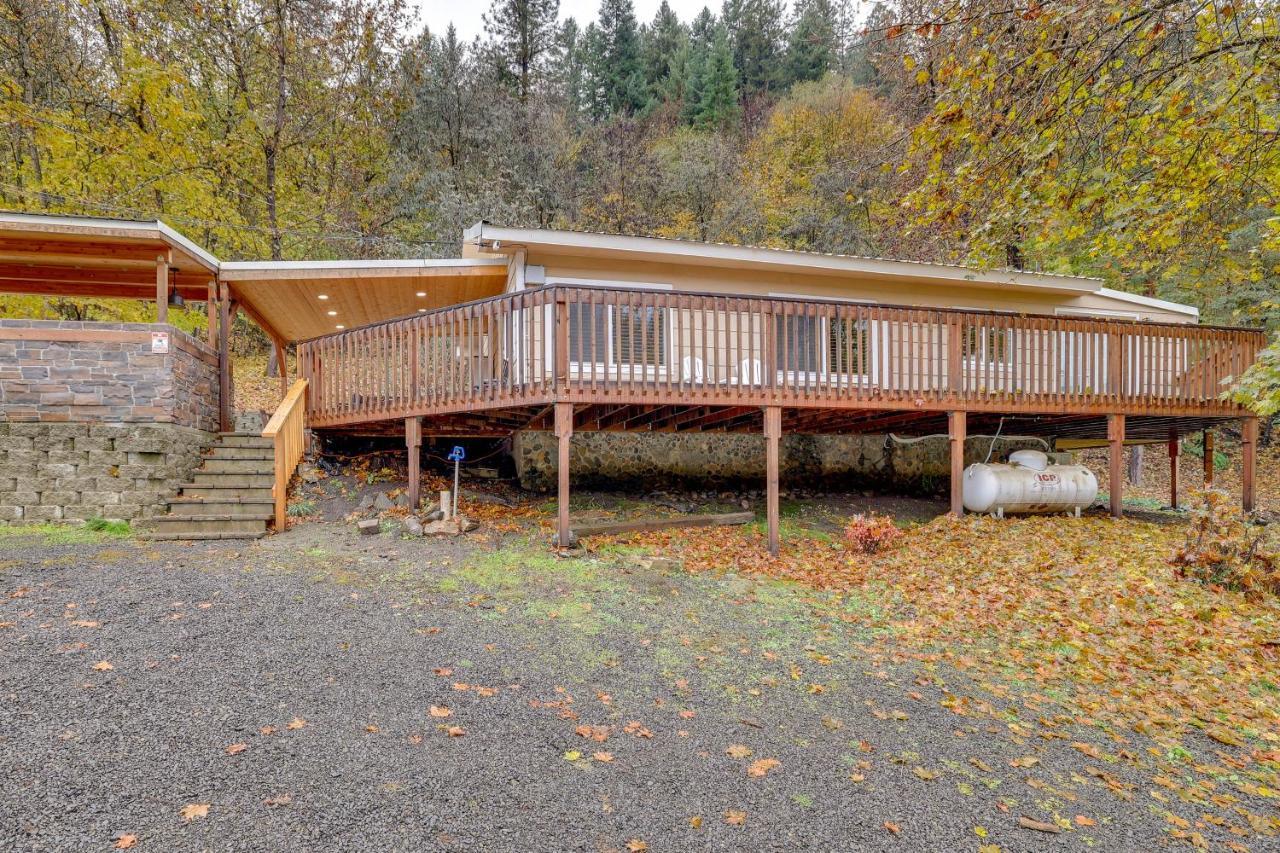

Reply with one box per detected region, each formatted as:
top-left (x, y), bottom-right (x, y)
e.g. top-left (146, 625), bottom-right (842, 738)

top-left (3, 500), bottom-right (1279, 851)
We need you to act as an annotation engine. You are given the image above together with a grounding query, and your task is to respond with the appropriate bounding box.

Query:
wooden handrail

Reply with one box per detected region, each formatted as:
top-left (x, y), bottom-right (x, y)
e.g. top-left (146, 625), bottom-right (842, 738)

top-left (263, 378), bottom-right (308, 531)
top-left (297, 286), bottom-right (1266, 429)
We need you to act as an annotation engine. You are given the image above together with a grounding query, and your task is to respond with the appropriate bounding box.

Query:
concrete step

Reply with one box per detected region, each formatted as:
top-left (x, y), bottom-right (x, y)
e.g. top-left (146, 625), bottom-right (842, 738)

top-left (198, 458), bottom-right (276, 475)
top-left (144, 515), bottom-right (269, 536)
top-left (141, 530), bottom-right (267, 541)
top-left (204, 446), bottom-right (275, 461)
top-left (217, 432), bottom-right (274, 449)
top-left (178, 484), bottom-right (274, 501)
top-left (167, 497), bottom-right (274, 518)
top-left (191, 471), bottom-right (275, 489)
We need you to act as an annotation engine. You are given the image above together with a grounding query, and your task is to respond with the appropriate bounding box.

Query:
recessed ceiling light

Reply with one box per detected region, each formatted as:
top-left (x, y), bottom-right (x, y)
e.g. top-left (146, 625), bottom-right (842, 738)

top-left (327, 310), bottom-right (337, 316)
top-left (318, 294), bottom-right (329, 300)
top-left (417, 308), bottom-right (426, 313)
top-left (335, 324), bottom-right (345, 330)
top-left (416, 291), bottom-right (426, 297)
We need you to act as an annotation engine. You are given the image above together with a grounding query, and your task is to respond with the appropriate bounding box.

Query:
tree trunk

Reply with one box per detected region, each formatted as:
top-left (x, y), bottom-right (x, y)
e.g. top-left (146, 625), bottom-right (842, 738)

top-left (1127, 443), bottom-right (1143, 486)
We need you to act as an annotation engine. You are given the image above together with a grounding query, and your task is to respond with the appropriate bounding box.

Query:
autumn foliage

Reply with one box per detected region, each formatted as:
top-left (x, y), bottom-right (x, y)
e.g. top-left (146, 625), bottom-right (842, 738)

top-left (842, 513), bottom-right (904, 554)
top-left (1171, 489), bottom-right (1280, 600)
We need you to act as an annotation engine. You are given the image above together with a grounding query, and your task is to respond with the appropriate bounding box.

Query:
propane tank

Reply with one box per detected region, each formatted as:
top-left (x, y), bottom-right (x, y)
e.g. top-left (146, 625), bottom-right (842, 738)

top-left (962, 450), bottom-right (1097, 516)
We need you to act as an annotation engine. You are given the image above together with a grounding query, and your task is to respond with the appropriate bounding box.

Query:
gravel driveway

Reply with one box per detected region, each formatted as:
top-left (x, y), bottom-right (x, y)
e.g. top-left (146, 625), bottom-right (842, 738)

top-left (1, 524), bottom-right (1271, 852)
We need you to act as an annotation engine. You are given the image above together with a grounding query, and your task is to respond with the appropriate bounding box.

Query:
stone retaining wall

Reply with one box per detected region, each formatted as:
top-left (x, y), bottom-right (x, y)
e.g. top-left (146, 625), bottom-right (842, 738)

top-left (0, 422), bottom-right (210, 523)
top-left (0, 320), bottom-right (219, 432)
top-left (512, 430), bottom-right (1043, 492)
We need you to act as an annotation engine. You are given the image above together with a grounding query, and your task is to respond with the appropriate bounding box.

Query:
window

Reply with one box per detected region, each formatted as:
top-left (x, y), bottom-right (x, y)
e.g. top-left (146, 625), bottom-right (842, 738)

top-left (828, 318), bottom-right (868, 376)
top-left (963, 325), bottom-right (1008, 363)
top-left (567, 302), bottom-right (668, 369)
top-left (616, 304), bottom-right (667, 367)
top-left (775, 314), bottom-right (822, 373)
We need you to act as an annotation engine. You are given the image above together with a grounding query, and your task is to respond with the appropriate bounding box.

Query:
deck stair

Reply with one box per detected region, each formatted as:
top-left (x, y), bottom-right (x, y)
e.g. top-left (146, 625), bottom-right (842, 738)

top-left (140, 433), bottom-right (275, 540)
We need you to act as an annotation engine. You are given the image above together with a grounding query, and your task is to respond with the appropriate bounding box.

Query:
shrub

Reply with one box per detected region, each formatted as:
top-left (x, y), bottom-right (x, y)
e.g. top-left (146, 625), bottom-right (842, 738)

top-left (1170, 489), bottom-right (1279, 600)
top-left (844, 513), bottom-right (904, 554)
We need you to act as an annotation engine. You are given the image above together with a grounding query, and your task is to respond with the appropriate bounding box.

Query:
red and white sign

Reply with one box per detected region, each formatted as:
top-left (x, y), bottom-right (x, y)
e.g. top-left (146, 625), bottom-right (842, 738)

top-left (151, 331), bottom-right (170, 353)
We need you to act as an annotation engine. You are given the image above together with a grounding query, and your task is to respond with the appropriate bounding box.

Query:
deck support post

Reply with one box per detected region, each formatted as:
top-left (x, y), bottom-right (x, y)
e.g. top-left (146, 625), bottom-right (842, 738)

top-left (764, 405), bottom-right (782, 556)
top-left (1168, 433), bottom-right (1179, 509)
top-left (1242, 416), bottom-right (1258, 513)
top-left (1203, 429), bottom-right (1215, 487)
top-left (155, 254), bottom-right (169, 325)
top-left (948, 411), bottom-right (966, 517)
top-left (405, 417), bottom-right (422, 511)
top-left (217, 281), bottom-right (232, 433)
top-left (1108, 414), bottom-right (1125, 518)
top-left (206, 280), bottom-right (217, 348)
top-left (555, 402), bottom-right (573, 547)
top-left (274, 339), bottom-right (289, 398)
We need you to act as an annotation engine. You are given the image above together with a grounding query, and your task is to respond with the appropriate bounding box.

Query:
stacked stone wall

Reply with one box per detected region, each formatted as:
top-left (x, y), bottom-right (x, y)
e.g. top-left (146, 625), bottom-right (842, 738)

top-left (0, 320), bottom-right (221, 523)
top-left (0, 319), bottom-right (219, 432)
top-left (511, 430), bottom-right (1043, 492)
top-left (0, 422), bottom-right (210, 522)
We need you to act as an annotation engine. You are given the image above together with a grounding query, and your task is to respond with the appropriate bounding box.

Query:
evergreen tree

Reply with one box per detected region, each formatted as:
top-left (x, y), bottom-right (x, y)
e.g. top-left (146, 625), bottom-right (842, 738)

top-left (549, 18), bottom-right (585, 119)
top-left (680, 7), bottom-right (717, 125)
top-left (721, 0), bottom-right (784, 99)
top-left (640, 1), bottom-right (687, 105)
top-left (783, 0), bottom-right (835, 87)
top-left (483, 0), bottom-right (560, 102)
top-left (594, 0), bottom-right (647, 116)
top-left (695, 22), bottom-right (739, 127)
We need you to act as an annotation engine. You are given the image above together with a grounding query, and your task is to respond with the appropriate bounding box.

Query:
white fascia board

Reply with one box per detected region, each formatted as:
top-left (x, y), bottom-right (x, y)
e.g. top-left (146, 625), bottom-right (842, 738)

top-left (470, 224), bottom-right (1103, 296)
top-left (219, 258), bottom-right (507, 271)
top-left (1095, 286), bottom-right (1199, 318)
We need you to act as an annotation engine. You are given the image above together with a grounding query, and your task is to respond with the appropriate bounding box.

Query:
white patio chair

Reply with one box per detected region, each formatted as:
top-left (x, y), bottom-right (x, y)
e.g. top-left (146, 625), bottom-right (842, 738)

top-left (736, 358), bottom-right (763, 386)
top-left (681, 355), bottom-right (705, 384)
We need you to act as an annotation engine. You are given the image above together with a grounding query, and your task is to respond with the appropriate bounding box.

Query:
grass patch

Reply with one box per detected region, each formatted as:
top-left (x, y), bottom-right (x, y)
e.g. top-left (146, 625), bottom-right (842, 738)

top-left (0, 519), bottom-right (131, 544)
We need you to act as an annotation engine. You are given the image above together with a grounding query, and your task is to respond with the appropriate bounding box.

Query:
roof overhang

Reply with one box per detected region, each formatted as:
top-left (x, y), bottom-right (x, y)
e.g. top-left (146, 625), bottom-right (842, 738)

top-left (220, 258), bottom-right (509, 342)
top-left (0, 211), bottom-right (220, 301)
top-left (464, 223), bottom-right (1103, 297)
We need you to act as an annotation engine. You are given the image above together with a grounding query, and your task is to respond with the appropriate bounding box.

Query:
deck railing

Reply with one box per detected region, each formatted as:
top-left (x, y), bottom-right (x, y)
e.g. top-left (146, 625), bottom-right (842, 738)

top-left (262, 378), bottom-right (308, 529)
top-left (297, 285), bottom-right (1265, 428)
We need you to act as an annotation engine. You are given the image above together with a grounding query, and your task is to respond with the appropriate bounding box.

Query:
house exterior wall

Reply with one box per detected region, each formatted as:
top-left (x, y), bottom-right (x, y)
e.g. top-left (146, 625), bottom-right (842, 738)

top-left (0, 320), bottom-right (220, 524)
top-left (521, 251), bottom-right (1194, 323)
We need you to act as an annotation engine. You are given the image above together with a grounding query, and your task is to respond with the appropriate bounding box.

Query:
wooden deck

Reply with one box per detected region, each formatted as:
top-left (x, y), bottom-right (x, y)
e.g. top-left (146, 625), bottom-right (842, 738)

top-left (296, 284), bottom-right (1266, 551)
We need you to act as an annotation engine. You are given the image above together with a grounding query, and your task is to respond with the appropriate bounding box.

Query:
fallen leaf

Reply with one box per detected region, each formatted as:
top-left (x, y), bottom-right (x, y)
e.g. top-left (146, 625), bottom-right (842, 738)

top-left (113, 834), bottom-right (137, 849)
top-left (688, 815), bottom-right (703, 829)
top-left (564, 750), bottom-right (582, 761)
top-left (429, 706), bottom-right (452, 718)
top-left (433, 667), bottom-right (452, 676)
top-left (746, 758), bottom-right (780, 777)
top-left (285, 717), bottom-right (307, 730)
top-left (446, 726), bottom-right (466, 737)
top-left (1018, 815), bottom-right (1061, 834)
top-left (849, 773), bottom-right (866, 782)
top-left (259, 725), bottom-right (276, 736)
top-left (725, 744), bottom-right (753, 759)
top-left (70, 619), bottom-right (100, 628)
top-left (625, 840), bottom-right (647, 852)
top-left (1009, 755), bottom-right (1040, 768)
top-left (263, 793), bottom-right (292, 807)
top-left (912, 766), bottom-right (940, 781)
top-left (884, 821), bottom-right (901, 835)
top-left (592, 751), bottom-right (614, 763)
top-left (1072, 741), bottom-right (1104, 760)
top-left (364, 724), bottom-right (379, 733)
top-left (93, 660), bottom-right (113, 671)
top-left (1074, 814), bottom-right (1096, 827)
top-left (724, 810), bottom-right (747, 826)
top-left (224, 743), bottom-right (247, 755)
top-left (970, 757), bottom-right (994, 773)
top-left (179, 803), bottom-right (209, 822)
